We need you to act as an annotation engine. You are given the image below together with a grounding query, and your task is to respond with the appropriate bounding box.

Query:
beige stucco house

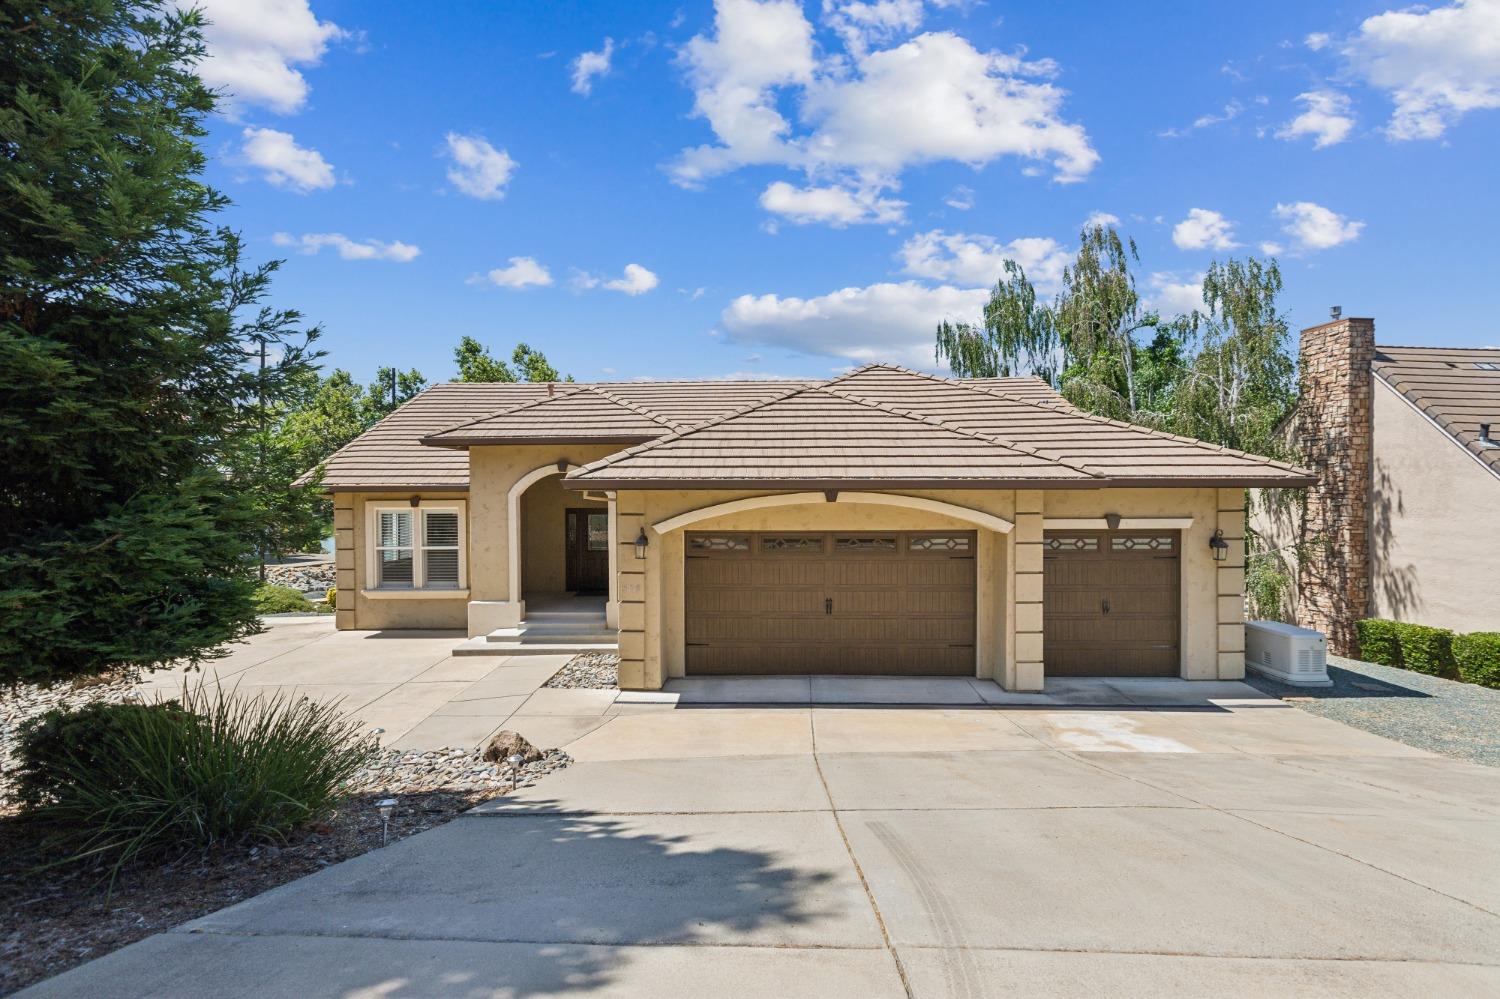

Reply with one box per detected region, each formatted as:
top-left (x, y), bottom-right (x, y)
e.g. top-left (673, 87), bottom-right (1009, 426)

top-left (303, 364), bottom-right (1312, 691)
top-left (1253, 315), bottom-right (1500, 651)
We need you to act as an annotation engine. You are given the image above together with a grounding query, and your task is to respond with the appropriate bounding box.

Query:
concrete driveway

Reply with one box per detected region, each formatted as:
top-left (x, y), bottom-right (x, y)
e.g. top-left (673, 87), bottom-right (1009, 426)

top-left (24, 673), bottom-right (1500, 997)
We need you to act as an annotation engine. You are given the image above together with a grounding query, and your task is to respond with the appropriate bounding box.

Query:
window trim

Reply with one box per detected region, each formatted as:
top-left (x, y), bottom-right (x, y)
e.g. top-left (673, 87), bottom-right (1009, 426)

top-left (365, 500), bottom-right (467, 592)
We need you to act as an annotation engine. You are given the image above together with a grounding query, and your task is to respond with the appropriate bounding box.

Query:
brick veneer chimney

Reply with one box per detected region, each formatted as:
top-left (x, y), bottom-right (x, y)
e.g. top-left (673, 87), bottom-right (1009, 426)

top-left (1295, 316), bottom-right (1375, 656)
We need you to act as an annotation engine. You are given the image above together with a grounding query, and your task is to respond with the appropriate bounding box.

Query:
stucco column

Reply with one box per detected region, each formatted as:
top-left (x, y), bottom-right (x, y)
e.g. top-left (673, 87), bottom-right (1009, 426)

top-left (1216, 489), bottom-right (1247, 678)
top-left (605, 493), bottom-right (620, 629)
top-left (1012, 489), bottom-right (1045, 691)
top-left (615, 496), bottom-right (650, 690)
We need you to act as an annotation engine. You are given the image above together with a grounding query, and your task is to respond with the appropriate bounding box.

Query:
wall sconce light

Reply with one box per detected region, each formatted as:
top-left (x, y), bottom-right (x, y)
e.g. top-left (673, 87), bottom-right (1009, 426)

top-left (1209, 528), bottom-right (1229, 561)
top-left (634, 528), bottom-right (650, 560)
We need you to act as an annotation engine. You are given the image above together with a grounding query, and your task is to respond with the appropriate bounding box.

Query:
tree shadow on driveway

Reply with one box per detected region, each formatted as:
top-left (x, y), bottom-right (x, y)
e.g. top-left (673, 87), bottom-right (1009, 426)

top-left (177, 804), bottom-right (865, 998)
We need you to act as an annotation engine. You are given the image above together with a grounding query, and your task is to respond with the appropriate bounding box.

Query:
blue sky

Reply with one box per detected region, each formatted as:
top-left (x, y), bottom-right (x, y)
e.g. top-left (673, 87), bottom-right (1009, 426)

top-left (194, 0), bottom-right (1500, 384)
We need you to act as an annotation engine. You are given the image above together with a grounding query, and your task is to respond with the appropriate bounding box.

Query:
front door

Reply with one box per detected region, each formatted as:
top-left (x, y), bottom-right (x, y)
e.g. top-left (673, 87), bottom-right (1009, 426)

top-left (565, 508), bottom-right (609, 593)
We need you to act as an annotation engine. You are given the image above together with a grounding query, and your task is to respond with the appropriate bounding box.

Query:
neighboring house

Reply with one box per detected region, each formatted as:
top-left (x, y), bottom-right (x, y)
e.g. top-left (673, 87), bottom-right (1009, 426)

top-left (1253, 315), bottom-right (1500, 654)
top-left (300, 364), bottom-right (1312, 691)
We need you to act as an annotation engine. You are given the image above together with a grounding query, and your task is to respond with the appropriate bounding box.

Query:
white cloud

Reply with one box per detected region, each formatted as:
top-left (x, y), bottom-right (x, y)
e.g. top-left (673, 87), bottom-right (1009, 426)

top-left (240, 126), bottom-right (335, 192)
top-left (721, 281), bottom-right (988, 366)
top-left (1160, 101), bottom-right (1242, 138)
top-left (1147, 272), bottom-right (1206, 318)
top-left (575, 263), bottom-right (660, 295)
top-left (571, 37), bottom-right (615, 95)
top-left (822, 0), bottom-right (925, 57)
top-left (1260, 240), bottom-right (1284, 255)
top-left (672, 0), bottom-right (1097, 200)
top-left (1274, 201), bottom-right (1365, 250)
top-left (1083, 210), bottom-right (1120, 229)
top-left (444, 133), bottom-right (517, 200)
top-left (1171, 208), bottom-right (1239, 250)
top-left (480, 257), bottom-right (553, 289)
top-left (1304, 32), bottom-right (1331, 51)
top-left (272, 232), bottom-right (419, 261)
top-left (183, 0), bottom-right (345, 115)
top-left (1277, 90), bottom-right (1356, 148)
top-left (1346, 0), bottom-right (1500, 139)
top-left (944, 185), bottom-right (975, 210)
top-left (759, 180), bottom-right (906, 226)
top-left (898, 230), bottom-right (1070, 292)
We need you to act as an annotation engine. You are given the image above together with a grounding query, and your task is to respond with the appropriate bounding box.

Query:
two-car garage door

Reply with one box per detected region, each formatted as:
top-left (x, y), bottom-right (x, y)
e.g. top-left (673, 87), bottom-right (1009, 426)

top-left (685, 531), bottom-right (976, 676)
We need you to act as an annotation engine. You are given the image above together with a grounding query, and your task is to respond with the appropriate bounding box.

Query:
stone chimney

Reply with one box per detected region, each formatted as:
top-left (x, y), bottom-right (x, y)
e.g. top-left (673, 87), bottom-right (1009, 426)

top-left (1295, 314), bottom-right (1375, 656)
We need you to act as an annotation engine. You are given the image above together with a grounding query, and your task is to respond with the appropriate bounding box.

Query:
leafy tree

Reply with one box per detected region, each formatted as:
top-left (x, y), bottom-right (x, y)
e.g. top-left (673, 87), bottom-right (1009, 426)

top-left (453, 335), bottom-right (568, 383)
top-left (0, 1), bottom-right (318, 685)
top-left (362, 366), bottom-right (427, 422)
top-left (936, 260), bottom-right (1058, 382)
top-left (454, 336), bottom-right (515, 383)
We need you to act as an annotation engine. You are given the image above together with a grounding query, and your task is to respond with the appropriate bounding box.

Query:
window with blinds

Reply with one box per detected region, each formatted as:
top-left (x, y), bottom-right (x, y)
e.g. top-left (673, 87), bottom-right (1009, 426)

top-left (376, 510), bottom-right (414, 588)
top-left (422, 510), bottom-right (461, 587)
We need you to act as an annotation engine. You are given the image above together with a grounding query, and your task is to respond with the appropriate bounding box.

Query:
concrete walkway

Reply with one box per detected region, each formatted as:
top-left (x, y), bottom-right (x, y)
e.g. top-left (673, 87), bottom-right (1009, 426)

top-left (25, 676), bottom-right (1500, 997)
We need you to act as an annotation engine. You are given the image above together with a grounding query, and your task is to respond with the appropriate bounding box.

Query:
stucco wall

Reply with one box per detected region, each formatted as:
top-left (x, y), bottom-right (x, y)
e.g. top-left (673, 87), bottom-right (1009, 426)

top-left (1370, 379), bottom-right (1500, 633)
top-left (333, 490), bottom-right (469, 631)
top-left (607, 485), bottom-right (1240, 691)
top-left (521, 475), bottom-right (605, 595)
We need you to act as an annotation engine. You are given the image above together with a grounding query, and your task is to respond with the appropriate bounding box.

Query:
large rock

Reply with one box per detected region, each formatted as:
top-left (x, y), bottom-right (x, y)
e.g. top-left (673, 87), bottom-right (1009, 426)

top-left (482, 730), bottom-right (542, 765)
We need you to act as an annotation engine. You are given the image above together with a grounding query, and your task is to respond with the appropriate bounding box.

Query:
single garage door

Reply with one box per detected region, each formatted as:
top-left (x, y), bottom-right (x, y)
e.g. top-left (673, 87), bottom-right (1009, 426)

top-left (1043, 530), bottom-right (1181, 677)
top-left (685, 530), bottom-right (976, 675)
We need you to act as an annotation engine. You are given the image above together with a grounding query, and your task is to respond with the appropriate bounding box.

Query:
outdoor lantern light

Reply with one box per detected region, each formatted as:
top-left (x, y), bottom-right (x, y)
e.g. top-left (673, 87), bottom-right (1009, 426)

top-left (376, 798), bottom-right (397, 845)
top-left (634, 527), bottom-right (649, 560)
top-left (506, 753), bottom-right (526, 791)
top-left (1209, 529), bottom-right (1229, 561)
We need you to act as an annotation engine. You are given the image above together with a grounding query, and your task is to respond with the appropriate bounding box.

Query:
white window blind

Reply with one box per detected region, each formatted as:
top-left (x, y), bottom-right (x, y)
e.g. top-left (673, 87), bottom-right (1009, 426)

top-left (376, 510), bottom-right (414, 588)
top-left (422, 510), bottom-right (461, 587)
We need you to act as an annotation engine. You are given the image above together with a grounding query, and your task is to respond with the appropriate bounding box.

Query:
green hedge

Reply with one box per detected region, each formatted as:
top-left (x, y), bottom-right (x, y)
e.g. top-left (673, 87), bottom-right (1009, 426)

top-left (1389, 622), bottom-right (1459, 679)
top-left (1355, 619), bottom-right (1403, 667)
top-left (253, 583), bottom-right (313, 614)
top-left (1454, 632), bottom-right (1500, 689)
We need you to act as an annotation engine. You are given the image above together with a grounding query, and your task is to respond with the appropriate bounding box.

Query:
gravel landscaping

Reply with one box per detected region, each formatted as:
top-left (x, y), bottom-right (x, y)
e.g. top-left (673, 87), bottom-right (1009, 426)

top-left (1, 677), bottom-right (570, 995)
top-left (1244, 655), bottom-right (1500, 767)
top-left (543, 651), bottom-right (619, 690)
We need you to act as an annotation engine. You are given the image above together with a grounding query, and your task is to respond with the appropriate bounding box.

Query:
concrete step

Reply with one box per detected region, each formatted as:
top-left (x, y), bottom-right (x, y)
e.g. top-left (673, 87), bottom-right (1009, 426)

top-left (453, 636), bottom-right (618, 657)
top-left (485, 625), bottom-right (614, 644)
top-left (526, 608), bottom-right (608, 624)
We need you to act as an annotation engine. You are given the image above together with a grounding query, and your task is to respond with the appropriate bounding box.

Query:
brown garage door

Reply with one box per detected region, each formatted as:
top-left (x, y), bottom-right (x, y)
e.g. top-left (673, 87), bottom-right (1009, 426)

top-left (1043, 530), bottom-right (1181, 677)
top-left (685, 531), bottom-right (976, 675)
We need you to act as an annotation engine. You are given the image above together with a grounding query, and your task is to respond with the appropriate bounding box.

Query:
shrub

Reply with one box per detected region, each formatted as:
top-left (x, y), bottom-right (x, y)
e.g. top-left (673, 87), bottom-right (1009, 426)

top-left (1356, 619), bottom-right (1402, 667)
top-left (253, 583), bottom-right (313, 614)
top-left (1454, 632), bottom-right (1500, 689)
top-left (15, 683), bottom-right (374, 875)
top-left (321, 587), bottom-right (337, 613)
top-left (1389, 622), bottom-right (1459, 679)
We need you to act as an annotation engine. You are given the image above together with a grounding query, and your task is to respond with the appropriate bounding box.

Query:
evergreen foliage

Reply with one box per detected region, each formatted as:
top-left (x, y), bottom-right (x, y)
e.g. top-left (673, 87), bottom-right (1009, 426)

top-left (0, 1), bottom-right (317, 684)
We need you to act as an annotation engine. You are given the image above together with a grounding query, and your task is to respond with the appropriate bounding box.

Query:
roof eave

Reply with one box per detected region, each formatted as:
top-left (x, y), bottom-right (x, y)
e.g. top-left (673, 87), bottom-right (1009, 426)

top-left (563, 474), bottom-right (1317, 491)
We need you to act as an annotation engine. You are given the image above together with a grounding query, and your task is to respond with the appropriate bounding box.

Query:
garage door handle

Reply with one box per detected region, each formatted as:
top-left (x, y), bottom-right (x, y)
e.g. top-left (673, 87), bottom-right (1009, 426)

top-left (1102, 598), bottom-right (1110, 614)
top-left (825, 598), bottom-right (833, 615)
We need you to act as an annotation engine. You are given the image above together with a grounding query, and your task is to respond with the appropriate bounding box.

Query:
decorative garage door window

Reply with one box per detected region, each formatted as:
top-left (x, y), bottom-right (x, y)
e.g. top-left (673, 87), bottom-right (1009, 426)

top-left (1111, 535), bottom-right (1176, 551)
top-left (1046, 536), bottom-right (1098, 552)
top-left (689, 534), bottom-right (750, 553)
top-left (834, 535), bottom-right (898, 553)
top-left (908, 535), bottom-right (973, 553)
top-left (761, 535), bottom-right (826, 554)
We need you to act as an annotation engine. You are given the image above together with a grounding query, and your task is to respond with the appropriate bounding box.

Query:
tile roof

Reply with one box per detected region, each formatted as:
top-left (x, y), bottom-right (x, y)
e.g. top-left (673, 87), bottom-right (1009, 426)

top-left (568, 366), bottom-right (1315, 489)
top-left (1373, 346), bottom-right (1500, 477)
top-left (305, 366), bottom-right (1315, 491)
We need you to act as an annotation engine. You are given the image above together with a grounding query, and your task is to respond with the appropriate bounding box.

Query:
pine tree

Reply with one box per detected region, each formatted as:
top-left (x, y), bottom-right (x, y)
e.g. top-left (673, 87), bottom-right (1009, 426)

top-left (0, 1), bottom-right (318, 684)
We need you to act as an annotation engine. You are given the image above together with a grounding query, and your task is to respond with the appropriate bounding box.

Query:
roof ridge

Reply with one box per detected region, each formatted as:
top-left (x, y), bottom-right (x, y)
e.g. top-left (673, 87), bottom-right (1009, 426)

top-left (858, 362), bottom-right (1313, 475)
top-left (569, 382), bottom-right (815, 478)
top-left (423, 383), bottom-right (590, 440)
top-left (1375, 344), bottom-right (1500, 353)
top-left (818, 386), bottom-right (1105, 479)
top-left (589, 385), bottom-right (688, 433)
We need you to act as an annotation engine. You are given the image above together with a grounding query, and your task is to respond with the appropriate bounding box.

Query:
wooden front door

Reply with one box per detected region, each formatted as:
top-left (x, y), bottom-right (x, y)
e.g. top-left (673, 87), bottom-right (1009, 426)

top-left (564, 508), bottom-right (609, 593)
top-left (1043, 530), bottom-right (1181, 677)
top-left (684, 531), bottom-right (976, 675)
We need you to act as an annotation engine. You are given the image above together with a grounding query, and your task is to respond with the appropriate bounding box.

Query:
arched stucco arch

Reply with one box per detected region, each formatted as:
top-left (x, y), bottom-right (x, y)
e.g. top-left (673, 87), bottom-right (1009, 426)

top-left (649, 490), bottom-right (1014, 535)
top-left (507, 462), bottom-right (581, 603)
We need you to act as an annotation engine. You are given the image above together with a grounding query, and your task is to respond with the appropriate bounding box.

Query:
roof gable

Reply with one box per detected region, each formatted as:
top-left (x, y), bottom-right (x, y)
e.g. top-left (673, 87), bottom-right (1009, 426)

top-left (423, 385), bottom-right (678, 447)
top-left (1374, 346), bottom-right (1500, 477)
